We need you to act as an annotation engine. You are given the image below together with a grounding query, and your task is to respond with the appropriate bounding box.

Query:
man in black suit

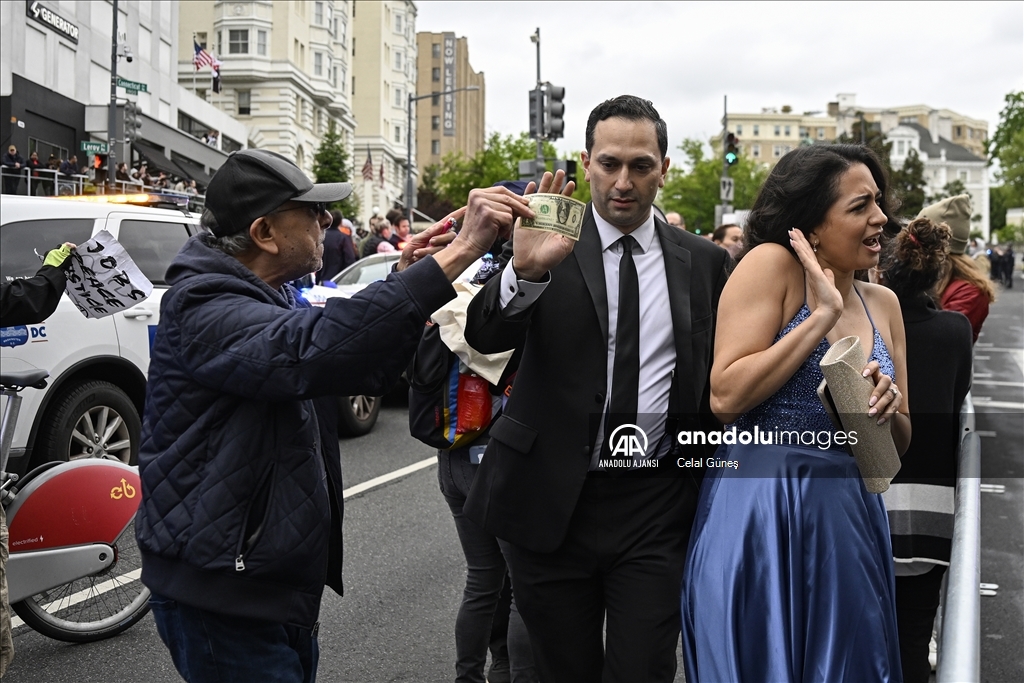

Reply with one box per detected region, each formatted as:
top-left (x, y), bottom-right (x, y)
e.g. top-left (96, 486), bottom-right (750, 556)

top-left (464, 96), bottom-right (730, 682)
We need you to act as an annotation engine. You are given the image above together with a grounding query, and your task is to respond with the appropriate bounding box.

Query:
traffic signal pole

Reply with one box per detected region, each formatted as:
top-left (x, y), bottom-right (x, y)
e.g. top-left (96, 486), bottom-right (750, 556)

top-left (107, 0), bottom-right (119, 192)
top-left (533, 27), bottom-right (544, 186)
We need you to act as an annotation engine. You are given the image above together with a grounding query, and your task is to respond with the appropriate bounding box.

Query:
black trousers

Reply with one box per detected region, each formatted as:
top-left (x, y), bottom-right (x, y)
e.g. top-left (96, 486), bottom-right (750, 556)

top-left (895, 565), bottom-right (946, 683)
top-left (503, 476), bottom-right (698, 683)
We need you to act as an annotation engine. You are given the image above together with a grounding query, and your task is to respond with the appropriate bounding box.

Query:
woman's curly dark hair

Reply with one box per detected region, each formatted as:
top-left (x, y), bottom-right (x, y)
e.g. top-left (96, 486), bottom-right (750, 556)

top-left (880, 217), bottom-right (951, 299)
top-left (743, 144), bottom-right (901, 258)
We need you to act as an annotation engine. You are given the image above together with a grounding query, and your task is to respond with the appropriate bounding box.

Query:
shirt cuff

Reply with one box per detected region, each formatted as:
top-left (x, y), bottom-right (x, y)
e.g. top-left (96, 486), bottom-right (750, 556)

top-left (498, 257), bottom-right (550, 314)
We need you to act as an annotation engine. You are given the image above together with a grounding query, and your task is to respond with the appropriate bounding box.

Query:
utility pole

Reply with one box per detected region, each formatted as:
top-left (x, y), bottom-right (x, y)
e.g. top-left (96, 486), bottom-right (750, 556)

top-left (107, 0), bottom-right (119, 192)
top-left (716, 95), bottom-right (733, 230)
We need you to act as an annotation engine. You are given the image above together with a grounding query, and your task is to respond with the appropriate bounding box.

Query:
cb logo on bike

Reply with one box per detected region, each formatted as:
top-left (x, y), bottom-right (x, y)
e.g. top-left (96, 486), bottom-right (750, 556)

top-left (110, 477), bottom-right (137, 500)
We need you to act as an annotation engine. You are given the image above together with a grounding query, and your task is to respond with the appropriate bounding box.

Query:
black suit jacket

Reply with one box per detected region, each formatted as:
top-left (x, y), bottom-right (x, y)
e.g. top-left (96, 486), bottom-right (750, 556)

top-left (464, 207), bottom-right (731, 552)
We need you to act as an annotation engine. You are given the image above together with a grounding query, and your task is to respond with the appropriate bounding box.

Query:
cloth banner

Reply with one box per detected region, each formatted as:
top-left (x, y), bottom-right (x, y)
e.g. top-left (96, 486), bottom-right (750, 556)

top-left (65, 230), bottom-right (153, 319)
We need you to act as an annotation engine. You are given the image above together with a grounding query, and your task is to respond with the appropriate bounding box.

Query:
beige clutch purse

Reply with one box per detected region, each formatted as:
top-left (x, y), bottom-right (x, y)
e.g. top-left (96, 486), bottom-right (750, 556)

top-left (817, 336), bottom-right (901, 493)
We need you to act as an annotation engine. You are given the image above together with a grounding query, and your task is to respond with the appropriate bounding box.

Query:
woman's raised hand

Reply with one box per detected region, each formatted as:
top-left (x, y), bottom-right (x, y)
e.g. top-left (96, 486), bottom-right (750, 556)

top-left (789, 228), bottom-right (842, 321)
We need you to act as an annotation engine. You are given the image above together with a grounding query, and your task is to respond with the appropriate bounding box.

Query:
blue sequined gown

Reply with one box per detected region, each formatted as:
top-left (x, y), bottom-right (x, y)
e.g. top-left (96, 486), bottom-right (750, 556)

top-left (681, 295), bottom-right (903, 683)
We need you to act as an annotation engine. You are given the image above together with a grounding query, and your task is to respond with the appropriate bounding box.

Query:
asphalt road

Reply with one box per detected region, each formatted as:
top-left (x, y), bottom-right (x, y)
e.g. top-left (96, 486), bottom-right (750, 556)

top-left (3, 284), bottom-right (1021, 683)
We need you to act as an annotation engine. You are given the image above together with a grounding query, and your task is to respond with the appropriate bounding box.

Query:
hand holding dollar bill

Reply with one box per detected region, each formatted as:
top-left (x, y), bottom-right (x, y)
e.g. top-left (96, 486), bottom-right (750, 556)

top-left (521, 193), bottom-right (587, 241)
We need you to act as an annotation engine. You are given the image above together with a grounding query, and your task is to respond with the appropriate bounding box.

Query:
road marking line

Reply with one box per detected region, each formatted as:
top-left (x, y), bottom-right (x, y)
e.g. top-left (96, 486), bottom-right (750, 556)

top-left (11, 569), bottom-right (143, 629)
top-left (976, 343), bottom-right (993, 348)
top-left (971, 380), bottom-right (1024, 388)
top-left (974, 356), bottom-right (990, 360)
top-left (343, 456), bottom-right (436, 499)
top-left (973, 373), bottom-right (993, 378)
top-left (975, 431), bottom-right (997, 437)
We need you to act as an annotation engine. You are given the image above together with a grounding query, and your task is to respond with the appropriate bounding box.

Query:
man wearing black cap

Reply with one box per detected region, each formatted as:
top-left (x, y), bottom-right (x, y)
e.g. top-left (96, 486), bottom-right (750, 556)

top-left (135, 149), bottom-right (531, 683)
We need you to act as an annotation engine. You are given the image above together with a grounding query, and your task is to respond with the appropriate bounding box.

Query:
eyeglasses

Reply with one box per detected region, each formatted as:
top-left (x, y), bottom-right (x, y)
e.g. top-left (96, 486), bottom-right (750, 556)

top-left (269, 202), bottom-right (327, 220)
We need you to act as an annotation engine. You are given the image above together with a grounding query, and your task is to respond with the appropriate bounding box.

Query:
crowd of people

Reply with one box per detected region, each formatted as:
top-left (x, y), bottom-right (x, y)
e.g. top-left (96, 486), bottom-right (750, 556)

top-left (2, 91), bottom-right (1019, 683)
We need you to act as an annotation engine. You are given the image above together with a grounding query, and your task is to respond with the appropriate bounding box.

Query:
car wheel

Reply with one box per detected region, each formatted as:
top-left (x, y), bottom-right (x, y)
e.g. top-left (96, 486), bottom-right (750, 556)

top-left (337, 395), bottom-right (381, 437)
top-left (36, 380), bottom-right (141, 465)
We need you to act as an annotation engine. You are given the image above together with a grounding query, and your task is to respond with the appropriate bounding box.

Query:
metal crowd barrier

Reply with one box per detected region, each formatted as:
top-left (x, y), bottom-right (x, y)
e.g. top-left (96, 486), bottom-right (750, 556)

top-left (937, 393), bottom-right (981, 683)
top-left (1, 167), bottom-right (205, 212)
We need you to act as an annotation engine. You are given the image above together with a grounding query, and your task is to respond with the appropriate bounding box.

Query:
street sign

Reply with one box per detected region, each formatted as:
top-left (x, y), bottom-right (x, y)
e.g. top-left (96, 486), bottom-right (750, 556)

top-left (80, 141), bottom-right (108, 154)
top-left (116, 77), bottom-right (148, 94)
top-left (720, 177), bottom-right (735, 202)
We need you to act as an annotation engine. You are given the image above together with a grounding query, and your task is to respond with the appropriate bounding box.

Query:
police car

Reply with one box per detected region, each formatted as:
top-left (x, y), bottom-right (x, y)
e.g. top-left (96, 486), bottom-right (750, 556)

top-left (1, 194), bottom-right (378, 478)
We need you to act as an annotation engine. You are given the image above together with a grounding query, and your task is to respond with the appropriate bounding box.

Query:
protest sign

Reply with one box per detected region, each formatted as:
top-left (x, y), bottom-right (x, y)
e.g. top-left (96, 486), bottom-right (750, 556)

top-left (65, 230), bottom-right (153, 319)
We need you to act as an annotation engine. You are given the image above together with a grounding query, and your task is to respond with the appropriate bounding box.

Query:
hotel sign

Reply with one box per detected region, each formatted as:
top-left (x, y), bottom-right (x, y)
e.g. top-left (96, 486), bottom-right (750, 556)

top-left (442, 32), bottom-right (456, 137)
top-left (26, 1), bottom-right (79, 44)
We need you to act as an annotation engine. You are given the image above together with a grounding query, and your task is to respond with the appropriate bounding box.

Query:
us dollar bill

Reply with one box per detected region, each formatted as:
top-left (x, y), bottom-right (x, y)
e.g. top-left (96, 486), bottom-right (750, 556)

top-left (521, 194), bottom-right (587, 241)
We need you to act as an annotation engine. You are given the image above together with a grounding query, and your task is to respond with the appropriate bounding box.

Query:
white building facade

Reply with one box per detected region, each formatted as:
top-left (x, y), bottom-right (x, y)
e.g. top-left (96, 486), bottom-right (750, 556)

top-left (350, 0), bottom-right (417, 227)
top-left (178, 0), bottom-right (357, 182)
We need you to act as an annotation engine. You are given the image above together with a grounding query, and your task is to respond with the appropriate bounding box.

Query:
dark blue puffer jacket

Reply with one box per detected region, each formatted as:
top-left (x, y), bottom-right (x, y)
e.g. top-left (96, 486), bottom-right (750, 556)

top-left (136, 234), bottom-right (454, 627)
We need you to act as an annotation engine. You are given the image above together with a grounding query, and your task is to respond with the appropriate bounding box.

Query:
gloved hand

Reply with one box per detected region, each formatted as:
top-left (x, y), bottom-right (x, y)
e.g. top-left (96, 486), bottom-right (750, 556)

top-left (42, 242), bottom-right (76, 269)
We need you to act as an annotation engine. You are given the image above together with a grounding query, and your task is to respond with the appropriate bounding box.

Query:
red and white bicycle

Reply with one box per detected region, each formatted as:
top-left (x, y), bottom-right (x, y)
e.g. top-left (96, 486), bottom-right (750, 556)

top-left (1, 369), bottom-right (149, 642)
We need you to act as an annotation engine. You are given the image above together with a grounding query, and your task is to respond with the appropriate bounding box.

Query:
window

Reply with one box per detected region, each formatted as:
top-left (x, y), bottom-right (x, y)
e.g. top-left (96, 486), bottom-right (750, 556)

top-left (238, 90), bottom-right (251, 116)
top-left (196, 32), bottom-right (207, 49)
top-left (217, 31), bottom-right (222, 55)
top-left (338, 19), bottom-right (347, 46)
top-left (752, 144), bottom-right (760, 158)
top-left (432, 43), bottom-right (441, 58)
top-left (773, 145), bottom-right (791, 158)
top-left (314, 1), bottom-right (323, 24)
top-left (352, 76), bottom-right (356, 96)
top-left (431, 140), bottom-right (441, 155)
top-left (257, 30), bottom-right (267, 56)
top-left (229, 29), bottom-right (248, 54)
top-left (222, 135), bottom-right (242, 154)
top-left (955, 126), bottom-right (962, 137)
top-left (395, 126), bottom-right (402, 144)
top-left (784, 125), bottom-right (791, 136)
top-left (896, 140), bottom-right (905, 155)
top-left (1, 220), bottom-right (94, 282)
top-left (431, 115), bottom-right (440, 130)
top-left (394, 50), bottom-right (403, 71)
top-left (116, 220), bottom-right (191, 285)
top-left (432, 94), bottom-right (440, 106)
top-left (774, 125), bottom-right (781, 136)
top-left (753, 125), bottom-right (759, 136)
top-left (395, 13), bottom-right (402, 32)
top-left (432, 67), bottom-right (441, 82)
top-left (958, 169), bottom-right (969, 182)
top-left (315, 52), bottom-right (323, 76)
top-left (799, 127), bottom-right (807, 138)
top-left (395, 87), bottom-right (403, 107)
top-left (178, 111), bottom-right (210, 139)
top-left (736, 124), bottom-right (742, 135)
top-left (817, 127), bottom-right (825, 140)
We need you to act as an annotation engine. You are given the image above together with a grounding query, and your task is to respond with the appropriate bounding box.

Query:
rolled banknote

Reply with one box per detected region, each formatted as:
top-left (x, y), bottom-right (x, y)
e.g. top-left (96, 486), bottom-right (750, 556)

top-left (521, 193), bottom-right (587, 241)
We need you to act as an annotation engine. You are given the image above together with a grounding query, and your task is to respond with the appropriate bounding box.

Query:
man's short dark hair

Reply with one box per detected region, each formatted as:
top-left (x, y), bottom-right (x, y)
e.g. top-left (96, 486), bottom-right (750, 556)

top-left (585, 96), bottom-right (668, 159)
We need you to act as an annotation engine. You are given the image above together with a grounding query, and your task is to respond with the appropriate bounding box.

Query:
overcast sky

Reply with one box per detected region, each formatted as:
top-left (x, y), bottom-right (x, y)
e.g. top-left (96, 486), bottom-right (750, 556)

top-left (415, 1), bottom-right (1023, 162)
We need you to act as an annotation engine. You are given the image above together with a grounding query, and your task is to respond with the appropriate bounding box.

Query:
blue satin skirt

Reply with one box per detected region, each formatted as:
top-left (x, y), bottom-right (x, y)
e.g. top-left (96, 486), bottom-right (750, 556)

top-left (681, 443), bottom-right (902, 683)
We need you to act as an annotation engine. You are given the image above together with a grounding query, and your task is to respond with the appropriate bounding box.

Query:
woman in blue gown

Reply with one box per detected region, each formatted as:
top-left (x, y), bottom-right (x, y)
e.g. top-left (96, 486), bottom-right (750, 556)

top-left (681, 144), bottom-right (912, 683)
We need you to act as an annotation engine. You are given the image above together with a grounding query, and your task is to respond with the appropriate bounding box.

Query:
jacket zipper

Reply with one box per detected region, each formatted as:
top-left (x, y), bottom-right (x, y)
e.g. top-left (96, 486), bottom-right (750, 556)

top-left (235, 463), bottom-right (276, 572)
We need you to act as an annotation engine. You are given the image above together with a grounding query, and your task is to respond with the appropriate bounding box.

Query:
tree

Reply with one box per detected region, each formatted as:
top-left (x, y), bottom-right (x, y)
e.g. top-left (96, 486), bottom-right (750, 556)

top-left (838, 115), bottom-right (894, 174)
top-left (434, 132), bottom-right (558, 207)
top-left (660, 138), bottom-right (768, 235)
top-left (927, 178), bottom-right (968, 205)
top-left (890, 148), bottom-right (927, 217)
top-left (415, 164), bottom-right (456, 223)
top-left (312, 119), bottom-right (359, 219)
top-left (989, 91), bottom-right (1024, 207)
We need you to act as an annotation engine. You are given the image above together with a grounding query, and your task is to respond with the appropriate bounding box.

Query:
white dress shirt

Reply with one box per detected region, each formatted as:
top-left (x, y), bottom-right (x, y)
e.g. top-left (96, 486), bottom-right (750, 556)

top-left (499, 210), bottom-right (677, 465)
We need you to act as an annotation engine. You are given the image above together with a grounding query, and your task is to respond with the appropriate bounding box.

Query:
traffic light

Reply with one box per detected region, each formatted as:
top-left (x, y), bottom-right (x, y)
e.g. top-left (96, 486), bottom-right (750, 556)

top-left (124, 101), bottom-right (142, 142)
top-left (724, 132), bottom-right (739, 166)
top-left (553, 159), bottom-right (577, 185)
top-left (529, 88), bottom-right (544, 139)
top-left (543, 84), bottom-right (565, 140)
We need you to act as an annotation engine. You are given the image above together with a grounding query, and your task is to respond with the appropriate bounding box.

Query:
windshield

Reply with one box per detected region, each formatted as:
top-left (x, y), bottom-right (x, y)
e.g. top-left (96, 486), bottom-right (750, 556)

top-left (335, 257), bottom-right (398, 286)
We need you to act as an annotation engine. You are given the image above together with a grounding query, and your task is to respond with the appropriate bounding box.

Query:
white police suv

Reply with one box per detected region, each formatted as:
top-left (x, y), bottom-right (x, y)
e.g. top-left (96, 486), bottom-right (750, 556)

top-left (1, 194), bottom-right (381, 477)
top-left (0, 194), bottom-right (201, 477)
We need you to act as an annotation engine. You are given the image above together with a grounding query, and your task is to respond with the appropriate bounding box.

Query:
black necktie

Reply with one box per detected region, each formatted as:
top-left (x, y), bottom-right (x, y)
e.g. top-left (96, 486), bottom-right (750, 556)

top-left (606, 235), bottom-right (641, 450)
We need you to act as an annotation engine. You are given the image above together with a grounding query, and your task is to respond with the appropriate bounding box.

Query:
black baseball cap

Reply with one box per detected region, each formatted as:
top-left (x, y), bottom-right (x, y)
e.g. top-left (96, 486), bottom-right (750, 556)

top-left (204, 149), bottom-right (353, 237)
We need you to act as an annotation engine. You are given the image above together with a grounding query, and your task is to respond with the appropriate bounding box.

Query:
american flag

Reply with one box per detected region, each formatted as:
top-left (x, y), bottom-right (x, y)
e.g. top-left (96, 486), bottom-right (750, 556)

top-left (193, 39), bottom-right (215, 70)
top-left (361, 147), bottom-right (374, 182)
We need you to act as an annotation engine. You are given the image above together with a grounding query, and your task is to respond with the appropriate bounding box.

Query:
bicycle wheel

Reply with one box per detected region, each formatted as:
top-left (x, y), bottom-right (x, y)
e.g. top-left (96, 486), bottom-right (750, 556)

top-left (11, 515), bottom-right (150, 642)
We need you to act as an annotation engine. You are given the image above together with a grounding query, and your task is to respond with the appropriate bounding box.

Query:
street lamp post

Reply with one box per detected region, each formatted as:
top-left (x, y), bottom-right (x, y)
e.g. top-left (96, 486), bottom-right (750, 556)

top-left (406, 85), bottom-right (480, 224)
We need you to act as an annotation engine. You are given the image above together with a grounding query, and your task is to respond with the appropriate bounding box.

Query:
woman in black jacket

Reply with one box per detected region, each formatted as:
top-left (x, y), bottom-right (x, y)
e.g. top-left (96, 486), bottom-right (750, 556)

top-left (876, 217), bottom-right (973, 683)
